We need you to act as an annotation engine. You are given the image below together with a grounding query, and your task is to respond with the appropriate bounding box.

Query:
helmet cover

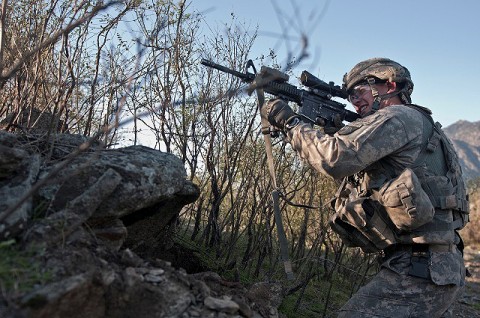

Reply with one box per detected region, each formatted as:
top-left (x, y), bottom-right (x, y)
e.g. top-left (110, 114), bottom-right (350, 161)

top-left (343, 58), bottom-right (414, 103)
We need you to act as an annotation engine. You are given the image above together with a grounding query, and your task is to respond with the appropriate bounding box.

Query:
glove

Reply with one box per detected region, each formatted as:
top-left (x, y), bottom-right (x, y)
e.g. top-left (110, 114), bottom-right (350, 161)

top-left (262, 99), bottom-right (300, 131)
top-left (317, 113), bottom-right (344, 135)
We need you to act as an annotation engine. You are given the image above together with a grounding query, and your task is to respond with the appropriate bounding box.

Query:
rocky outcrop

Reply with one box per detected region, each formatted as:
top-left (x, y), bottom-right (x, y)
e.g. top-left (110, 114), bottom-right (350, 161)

top-left (444, 120), bottom-right (480, 180)
top-left (0, 131), bottom-right (285, 318)
top-left (0, 131), bottom-right (199, 249)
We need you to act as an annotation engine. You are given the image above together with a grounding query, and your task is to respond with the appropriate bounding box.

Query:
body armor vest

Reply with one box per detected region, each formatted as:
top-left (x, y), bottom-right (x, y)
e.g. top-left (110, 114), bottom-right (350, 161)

top-left (330, 105), bottom-right (469, 253)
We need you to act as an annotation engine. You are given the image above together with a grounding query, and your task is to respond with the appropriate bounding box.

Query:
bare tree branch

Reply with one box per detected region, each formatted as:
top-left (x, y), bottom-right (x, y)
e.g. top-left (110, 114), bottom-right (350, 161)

top-left (0, 1), bottom-right (121, 88)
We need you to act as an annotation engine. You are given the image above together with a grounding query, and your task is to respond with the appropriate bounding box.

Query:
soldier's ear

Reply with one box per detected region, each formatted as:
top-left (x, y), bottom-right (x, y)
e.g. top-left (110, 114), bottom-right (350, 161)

top-left (386, 81), bottom-right (397, 93)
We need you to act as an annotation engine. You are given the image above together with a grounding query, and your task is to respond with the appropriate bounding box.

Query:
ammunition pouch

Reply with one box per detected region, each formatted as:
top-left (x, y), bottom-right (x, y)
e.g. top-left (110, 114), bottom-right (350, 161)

top-left (329, 215), bottom-right (380, 253)
top-left (373, 168), bottom-right (435, 231)
top-left (329, 197), bottom-right (397, 253)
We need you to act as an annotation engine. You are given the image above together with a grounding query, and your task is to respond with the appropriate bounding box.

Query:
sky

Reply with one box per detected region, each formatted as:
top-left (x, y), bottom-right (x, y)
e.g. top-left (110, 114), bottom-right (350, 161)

top-left (191, 0), bottom-right (480, 127)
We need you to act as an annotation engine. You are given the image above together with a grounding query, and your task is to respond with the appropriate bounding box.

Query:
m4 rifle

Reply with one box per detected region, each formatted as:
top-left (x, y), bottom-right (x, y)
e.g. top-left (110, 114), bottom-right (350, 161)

top-left (201, 59), bottom-right (359, 129)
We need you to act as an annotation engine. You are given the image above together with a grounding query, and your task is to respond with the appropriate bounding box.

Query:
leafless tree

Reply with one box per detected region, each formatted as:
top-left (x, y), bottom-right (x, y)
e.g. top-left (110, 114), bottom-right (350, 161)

top-left (0, 2), bottom-right (380, 314)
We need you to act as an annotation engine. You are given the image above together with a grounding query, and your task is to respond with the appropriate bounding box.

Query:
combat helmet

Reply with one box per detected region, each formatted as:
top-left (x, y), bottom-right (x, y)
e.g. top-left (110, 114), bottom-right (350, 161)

top-left (343, 58), bottom-right (414, 107)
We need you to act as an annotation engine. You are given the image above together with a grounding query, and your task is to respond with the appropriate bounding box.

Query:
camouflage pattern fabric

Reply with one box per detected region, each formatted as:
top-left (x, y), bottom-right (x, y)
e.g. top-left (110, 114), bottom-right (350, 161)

top-left (287, 105), bottom-right (426, 180)
top-left (342, 57), bottom-right (414, 105)
top-left (342, 57), bottom-right (413, 92)
top-left (337, 264), bottom-right (463, 317)
top-left (286, 104), bottom-right (466, 316)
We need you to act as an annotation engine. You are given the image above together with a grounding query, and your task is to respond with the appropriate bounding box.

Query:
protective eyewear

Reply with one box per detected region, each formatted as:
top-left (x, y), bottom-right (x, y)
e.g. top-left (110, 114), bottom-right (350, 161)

top-left (347, 84), bottom-right (371, 103)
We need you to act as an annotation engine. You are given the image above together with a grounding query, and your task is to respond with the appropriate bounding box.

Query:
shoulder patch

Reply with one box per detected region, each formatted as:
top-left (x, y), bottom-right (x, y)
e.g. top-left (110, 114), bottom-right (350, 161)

top-left (337, 125), bottom-right (359, 135)
top-left (338, 112), bottom-right (385, 135)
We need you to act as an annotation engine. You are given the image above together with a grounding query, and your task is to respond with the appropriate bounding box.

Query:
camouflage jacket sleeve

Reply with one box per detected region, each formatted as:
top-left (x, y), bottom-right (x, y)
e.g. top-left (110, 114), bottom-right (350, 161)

top-left (287, 105), bottom-right (426, 180)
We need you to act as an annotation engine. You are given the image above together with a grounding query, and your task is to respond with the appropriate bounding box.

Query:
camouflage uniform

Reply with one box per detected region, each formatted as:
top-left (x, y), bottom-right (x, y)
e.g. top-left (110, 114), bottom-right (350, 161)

top-left (286, 105), bottom-right (466, 317)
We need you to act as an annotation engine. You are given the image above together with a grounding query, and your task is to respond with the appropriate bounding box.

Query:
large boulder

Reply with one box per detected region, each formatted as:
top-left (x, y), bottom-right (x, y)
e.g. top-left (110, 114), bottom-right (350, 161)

top-left (0, 131), bottom-right (285, 318)
top-left (0, 130), bottom-right (199, 251)
top-left (36, 144), bottom-right (199, 251)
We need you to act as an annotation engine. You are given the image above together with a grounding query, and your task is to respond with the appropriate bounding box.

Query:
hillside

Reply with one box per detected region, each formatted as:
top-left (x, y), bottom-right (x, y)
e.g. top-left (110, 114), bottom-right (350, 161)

top-left (444, 120), bottom-right (480, 180)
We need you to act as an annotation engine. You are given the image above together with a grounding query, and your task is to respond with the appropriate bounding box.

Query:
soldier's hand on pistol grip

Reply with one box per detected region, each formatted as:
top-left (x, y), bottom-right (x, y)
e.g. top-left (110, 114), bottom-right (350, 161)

top-left (317, 113), bottom-right (344, 135)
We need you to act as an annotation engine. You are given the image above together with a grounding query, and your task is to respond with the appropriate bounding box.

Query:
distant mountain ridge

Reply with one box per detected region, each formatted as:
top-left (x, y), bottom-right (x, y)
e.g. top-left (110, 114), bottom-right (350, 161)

top-left (443, 120), bottom-right (480, 181)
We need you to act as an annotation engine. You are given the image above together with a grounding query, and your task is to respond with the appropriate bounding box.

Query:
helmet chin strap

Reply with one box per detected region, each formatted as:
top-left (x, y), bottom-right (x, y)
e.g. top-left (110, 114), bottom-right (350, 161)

top-left (367, 78), bottom-right (382, 112)
top-left (366, 78), bottom-right (404, 114)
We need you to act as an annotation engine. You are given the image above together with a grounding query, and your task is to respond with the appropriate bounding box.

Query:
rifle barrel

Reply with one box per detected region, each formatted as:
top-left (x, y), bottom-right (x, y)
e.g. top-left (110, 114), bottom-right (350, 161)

top-left (201, 59), bottom-right (253, 82)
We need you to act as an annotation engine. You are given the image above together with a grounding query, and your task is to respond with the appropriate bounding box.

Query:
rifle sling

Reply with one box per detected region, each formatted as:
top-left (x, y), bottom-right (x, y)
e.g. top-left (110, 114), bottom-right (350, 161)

top-left (256, 88), bottom-right (295, 281)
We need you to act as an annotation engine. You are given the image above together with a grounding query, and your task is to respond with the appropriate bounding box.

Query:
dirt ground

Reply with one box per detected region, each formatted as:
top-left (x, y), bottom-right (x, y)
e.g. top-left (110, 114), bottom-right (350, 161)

top-left (453, 245), bottom-right (480, 317)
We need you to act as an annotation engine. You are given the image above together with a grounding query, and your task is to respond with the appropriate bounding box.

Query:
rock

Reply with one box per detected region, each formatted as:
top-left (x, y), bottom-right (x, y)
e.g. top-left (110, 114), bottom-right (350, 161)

top-left (91, 218), bottom-right (128, 251)
top-left (38, 145), bottom-right (197, 217)
top-left (0, 107), bottom-right (65, 133)
top-left (1, 130), bottom-right (199, 252)
top-left (35, 144), bottom-right (199, 251)
top-left (22, 168), bottom-right (123, 246)
top-left (204, 296), bottom-right (240, 314)
top-left (247, 282), bottom-right (285, 318)
top-left (124, 267), bottom-right (144, 286)
top-left (0, 144), bottom-right (40, 239)
top-left (120, 248), bottom-right (146, 267)
top-left (149, 268), bottom-right (165, 276)
top-left (20, 273), bottom-right (105, 318)
top-left (0, 131), bottom-right (286, 318)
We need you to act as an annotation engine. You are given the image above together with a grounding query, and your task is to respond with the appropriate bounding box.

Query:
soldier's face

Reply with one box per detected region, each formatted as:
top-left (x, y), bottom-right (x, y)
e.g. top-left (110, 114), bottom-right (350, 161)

top-left (349, 83), bottom-right (390, 117)
top-left (348, 84), bottom-right (376, 117)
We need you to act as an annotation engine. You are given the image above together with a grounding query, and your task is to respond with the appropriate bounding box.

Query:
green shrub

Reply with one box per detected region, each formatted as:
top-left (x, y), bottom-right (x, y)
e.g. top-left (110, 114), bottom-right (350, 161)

top-left (0, 240), bottom-right (52, 293)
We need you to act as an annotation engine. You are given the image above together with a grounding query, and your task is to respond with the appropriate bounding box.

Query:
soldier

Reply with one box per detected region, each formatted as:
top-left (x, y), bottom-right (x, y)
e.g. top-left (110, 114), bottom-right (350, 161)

top-left (262, 57), bottom-right (469, 317)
